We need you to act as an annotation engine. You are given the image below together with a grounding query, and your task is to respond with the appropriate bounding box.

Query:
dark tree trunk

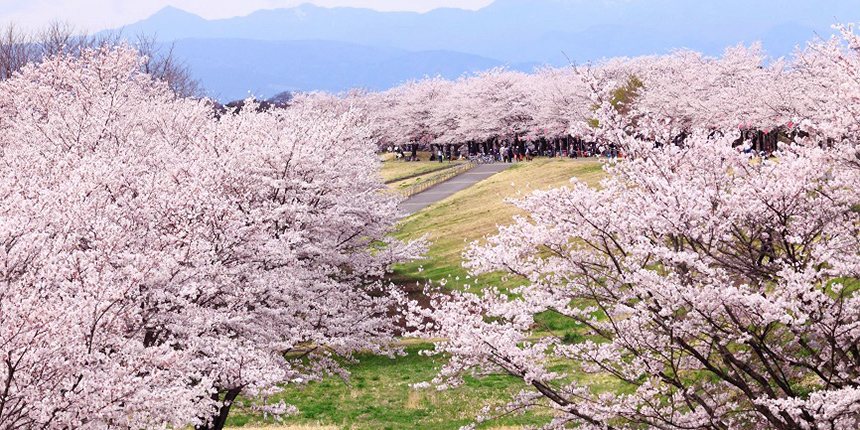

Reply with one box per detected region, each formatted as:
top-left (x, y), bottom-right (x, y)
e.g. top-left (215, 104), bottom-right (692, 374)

top-left (196, 387), bottom-right (243, 430)
top-left (733, 131), bottom-right (744, 148)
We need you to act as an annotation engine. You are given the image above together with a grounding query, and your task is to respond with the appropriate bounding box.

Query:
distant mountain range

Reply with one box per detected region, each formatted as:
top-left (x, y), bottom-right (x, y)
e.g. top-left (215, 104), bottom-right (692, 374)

top-left (171, 39), bottom-right (532, 100)
top-left (110, 0), bottom-right (860, 101)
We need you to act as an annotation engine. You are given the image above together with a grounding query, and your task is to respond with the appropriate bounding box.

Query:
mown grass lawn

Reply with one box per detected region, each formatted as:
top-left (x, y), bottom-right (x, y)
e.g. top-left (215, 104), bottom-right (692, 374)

top-left (379, 152), bottom-right (466, 183)
top-left (225, 345), bottom-right (551, 430)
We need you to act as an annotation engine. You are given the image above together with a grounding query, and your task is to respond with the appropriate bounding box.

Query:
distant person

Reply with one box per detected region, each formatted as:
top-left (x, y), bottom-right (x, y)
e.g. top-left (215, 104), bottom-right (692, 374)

top-left (438, 149), bottom-right (443, 163)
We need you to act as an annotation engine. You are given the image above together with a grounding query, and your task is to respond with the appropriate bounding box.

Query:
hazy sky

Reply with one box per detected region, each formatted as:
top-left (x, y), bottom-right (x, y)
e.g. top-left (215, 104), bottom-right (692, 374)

top-left (0, 0), bottom-right (496, 32)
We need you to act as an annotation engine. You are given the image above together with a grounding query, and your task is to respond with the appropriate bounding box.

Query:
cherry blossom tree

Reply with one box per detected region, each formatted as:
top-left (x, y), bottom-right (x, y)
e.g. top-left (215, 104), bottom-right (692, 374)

top-left (0, 21), bottom-right (200, 98)
top-left (787, 24), bottom-right (860, 142)
top-left (410, 26), bottom-right (860, 430)
top-left (380, 77), bottom-right (453, 145)
top-left (0, 45), bottom-right (422, 430)
top-left (454, 68), bottom-right (537, 143)
top-left (529, 65), bottom-right (593, 139)
top-left (414, 131), bottom-right (860, 429)
top-left (361, 42), bottom-right (816, 156)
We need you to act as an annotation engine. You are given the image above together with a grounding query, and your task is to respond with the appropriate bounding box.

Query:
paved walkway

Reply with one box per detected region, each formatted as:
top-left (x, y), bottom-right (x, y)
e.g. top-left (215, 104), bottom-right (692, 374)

top-left (400, 163), bottom-right (513, 216)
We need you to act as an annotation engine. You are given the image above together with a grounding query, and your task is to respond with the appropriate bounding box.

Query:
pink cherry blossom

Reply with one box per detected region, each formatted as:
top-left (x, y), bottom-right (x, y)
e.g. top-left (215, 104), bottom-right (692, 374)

top-left (0, 45), bottom-right (423, 430)
top-left (408, 24), bottom-right (860, 430)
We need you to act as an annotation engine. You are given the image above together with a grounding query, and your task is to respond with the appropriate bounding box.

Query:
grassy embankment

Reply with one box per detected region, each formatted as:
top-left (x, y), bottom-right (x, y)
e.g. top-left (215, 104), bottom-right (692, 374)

top-left (391, 157), bottom-right (604, 283)
top-left (225, 157), bottom-right (607, 430)
top-left (390, 157), bottom-right (606, 340)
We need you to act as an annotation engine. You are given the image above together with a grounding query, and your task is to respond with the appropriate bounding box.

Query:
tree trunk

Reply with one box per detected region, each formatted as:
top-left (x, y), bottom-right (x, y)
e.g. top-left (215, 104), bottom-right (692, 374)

top-left (196, 387), bottom-right (243, 430)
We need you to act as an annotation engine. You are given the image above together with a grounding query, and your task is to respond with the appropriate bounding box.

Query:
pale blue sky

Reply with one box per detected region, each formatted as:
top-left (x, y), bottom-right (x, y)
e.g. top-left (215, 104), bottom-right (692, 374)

top-left (0, 0), bottom-right (495, 32)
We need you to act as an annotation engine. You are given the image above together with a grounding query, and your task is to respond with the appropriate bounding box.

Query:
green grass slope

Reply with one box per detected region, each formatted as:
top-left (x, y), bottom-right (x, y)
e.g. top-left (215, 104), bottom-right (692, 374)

top-left (226, 157), bottom-right (608, 430)
top-left (391, 158), bottom-right (604, 291)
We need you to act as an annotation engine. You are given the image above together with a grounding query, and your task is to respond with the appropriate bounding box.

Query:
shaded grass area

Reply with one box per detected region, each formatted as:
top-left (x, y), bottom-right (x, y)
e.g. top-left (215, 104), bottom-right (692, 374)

top-left (388, 169), bottom-right (441, 190)
top-left (225, 345), bottom-right (550, 430)
top-left (387, 165), bottom-right (466, 191)
top-left (380, 152), bottom-right (466, 183)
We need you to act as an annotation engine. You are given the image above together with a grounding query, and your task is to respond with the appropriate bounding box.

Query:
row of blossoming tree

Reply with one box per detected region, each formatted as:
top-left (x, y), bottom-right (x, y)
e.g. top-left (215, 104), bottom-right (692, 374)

top-left (406, 25), bottom-right (860, 430)
top-left (364, 25), bottom-right (860, 157)
top-left (0, 45), bottom-right (424, 430)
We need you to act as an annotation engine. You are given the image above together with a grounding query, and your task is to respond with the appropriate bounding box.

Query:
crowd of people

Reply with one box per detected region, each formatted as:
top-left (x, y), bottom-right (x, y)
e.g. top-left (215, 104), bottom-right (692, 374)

top-left (383, 134), bottom-right (630, 161)
top-left (386, 138), bottom-right (626, 163)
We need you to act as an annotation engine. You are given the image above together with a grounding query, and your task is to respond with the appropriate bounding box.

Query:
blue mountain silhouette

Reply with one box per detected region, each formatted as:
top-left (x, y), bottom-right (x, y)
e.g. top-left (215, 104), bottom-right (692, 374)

top-left (112, 0), bottom-right (860, 100)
